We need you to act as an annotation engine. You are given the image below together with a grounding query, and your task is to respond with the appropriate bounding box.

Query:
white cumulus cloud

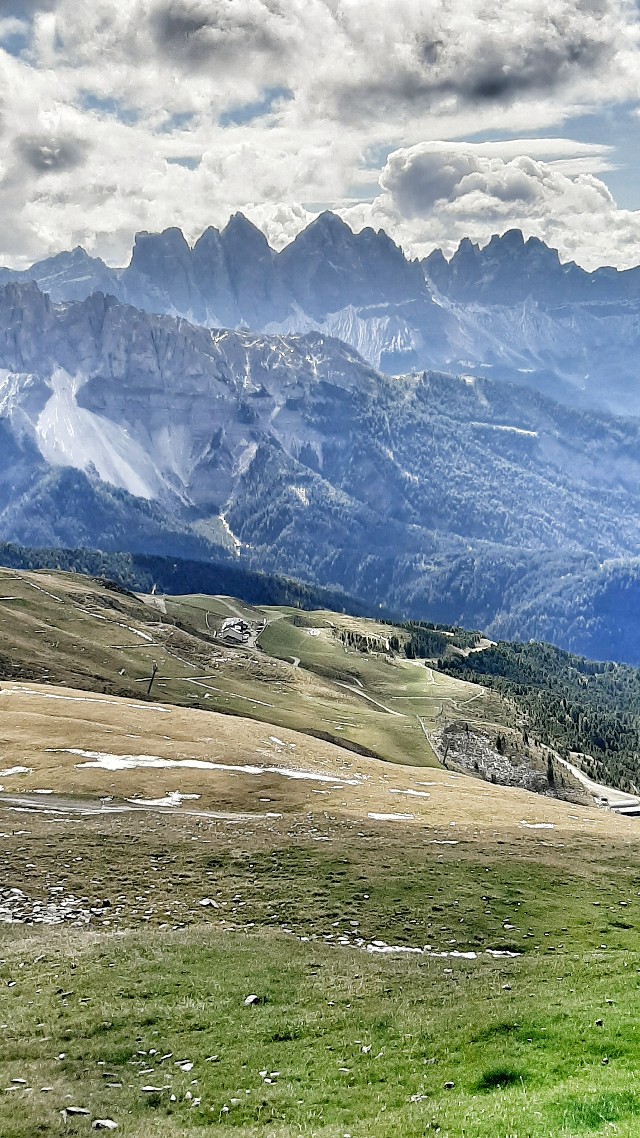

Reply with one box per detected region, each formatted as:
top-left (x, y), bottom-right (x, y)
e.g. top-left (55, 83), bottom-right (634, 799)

top-left (338, 140), bottom-right (640, 269)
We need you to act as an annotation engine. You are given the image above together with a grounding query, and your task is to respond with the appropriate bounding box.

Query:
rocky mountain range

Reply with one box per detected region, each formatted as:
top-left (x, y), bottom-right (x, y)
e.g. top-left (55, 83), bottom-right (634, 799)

top-left (4, 279), bottom-right (640, 660)
top-left (5, 215), bottom-right (640, 416)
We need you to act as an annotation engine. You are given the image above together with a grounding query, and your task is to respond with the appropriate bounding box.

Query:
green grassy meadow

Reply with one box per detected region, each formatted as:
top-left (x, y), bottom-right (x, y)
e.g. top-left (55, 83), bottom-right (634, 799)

top-left (2, 815), bottom-right (640, 1137)
top-left (0, 569), bottom-right (506, 769)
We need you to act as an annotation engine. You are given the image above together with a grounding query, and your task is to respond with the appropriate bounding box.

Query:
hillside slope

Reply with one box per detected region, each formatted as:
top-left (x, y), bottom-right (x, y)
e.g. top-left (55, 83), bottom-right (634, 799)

top-left (4, 564), bottom-right (638, 800)
top-left (0, 565), bottom-right (501, 771)
top-left (3, 577), bottom-right (640, 1137)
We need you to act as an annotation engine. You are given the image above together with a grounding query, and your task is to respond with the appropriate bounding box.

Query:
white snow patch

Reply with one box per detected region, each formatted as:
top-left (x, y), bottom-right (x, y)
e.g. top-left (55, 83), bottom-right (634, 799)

top-left (0, 369), bottom-right (28, 418)
top-left (366, 943), bottom-right (423, 955)
top-left (364, 942), bottom-right (519, 959)
top-left (291, 485), bottom-right (309, 506)
top-left (0, 767), bottom-right (32, 777)
top-left (428, 950), bottom-right (479, 959)
top-left (126, 792), bottom-right (201, 807)
top-left (520, 821), bottom-right (555, 829)
top-left (127, 626), bottom-right (154, 642)
top-left (471, 421), bottom-right (538, 438)
top-left (64, 749), bottom-right (364, 784)
top-left (368, 812), bottom-right (415, 822)
top-left (36, 368), bottom-right (164, 499)
top-left (2, 687), bottom-right (170, 712)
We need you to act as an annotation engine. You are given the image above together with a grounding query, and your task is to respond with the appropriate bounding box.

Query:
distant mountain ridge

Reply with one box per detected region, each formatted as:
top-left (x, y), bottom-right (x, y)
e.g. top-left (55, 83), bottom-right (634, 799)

top-left (3, 280), bottom-right (640, 660)
top-left (424, 228), bottom-right (640, 305)
top-left (0, 212), bottom-right (431, 332)
top-left (5, 216), bottom-right (640, 415)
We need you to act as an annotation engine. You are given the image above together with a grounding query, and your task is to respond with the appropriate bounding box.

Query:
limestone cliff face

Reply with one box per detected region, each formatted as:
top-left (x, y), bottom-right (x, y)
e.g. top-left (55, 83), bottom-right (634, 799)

top-left (3, 277), bottom-right (640, 555)
top-left (0, 282), bottom-right (381, 512)
top-left (7, 217), bottom-right (640, 416)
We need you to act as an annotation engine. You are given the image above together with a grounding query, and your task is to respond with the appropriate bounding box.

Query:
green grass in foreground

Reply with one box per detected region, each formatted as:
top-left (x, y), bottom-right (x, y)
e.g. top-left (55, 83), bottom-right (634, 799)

top-left (1, 925), bottom-right (640, 1137)
top-left (2, 819), bottom-right (640, 1137)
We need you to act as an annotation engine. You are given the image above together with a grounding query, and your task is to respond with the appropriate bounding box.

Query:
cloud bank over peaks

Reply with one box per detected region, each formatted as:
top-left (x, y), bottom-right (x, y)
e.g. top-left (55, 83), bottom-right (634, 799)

top-left (340, 140), bottom-right (640, 270)
top-left (0, 0), bottom-right (639, 267)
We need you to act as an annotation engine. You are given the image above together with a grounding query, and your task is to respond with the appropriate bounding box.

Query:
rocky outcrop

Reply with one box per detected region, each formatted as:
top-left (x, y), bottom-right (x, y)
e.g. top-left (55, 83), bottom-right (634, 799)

top-left (277, 212), bottom-right (428, 317)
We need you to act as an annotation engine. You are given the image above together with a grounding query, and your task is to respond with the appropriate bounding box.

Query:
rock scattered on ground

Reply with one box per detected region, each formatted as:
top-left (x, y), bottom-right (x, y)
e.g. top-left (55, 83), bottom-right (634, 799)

top-left (0, 886), bottom-right (98, 926)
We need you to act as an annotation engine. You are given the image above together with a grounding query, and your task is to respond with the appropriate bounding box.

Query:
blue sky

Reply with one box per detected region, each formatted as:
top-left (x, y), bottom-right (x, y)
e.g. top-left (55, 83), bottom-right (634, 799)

top-left (1, 0), bottom-right (640, 269)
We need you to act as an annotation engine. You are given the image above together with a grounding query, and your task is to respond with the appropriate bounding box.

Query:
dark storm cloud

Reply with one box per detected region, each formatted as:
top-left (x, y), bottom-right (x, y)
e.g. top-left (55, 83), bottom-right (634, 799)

top-left (150, 0), bottom-right (287, 69)
top-left (339, 39), bottom-right (611, 115)
top-left (138, 0), bottom-right (638, 126)
top-left (461, 33), bottom-right (612, 101)
top-left (329, 0), bottom-right (628, 119)
top-left (16, 134), bottom-right (88, 174)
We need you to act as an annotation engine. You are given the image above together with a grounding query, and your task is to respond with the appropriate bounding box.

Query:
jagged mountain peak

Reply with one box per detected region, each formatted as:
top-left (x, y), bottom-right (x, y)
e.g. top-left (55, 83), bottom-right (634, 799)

top-left (487, 228), bottom-right (526, 250)
top-left (423, 246), bottom-right (448, 276)
top-left (129, 226), bottom-right (192, 265)
top-left (294, 210), bottom-right (355, 244)
top-left (426, 227), bottom-right (589, 304)
top-left (437, 230), bottom-right (552, 266)
top-left (286, 212), bottom-right (404, 260)
top-left (7, 216), bottom-right (640, 411)
top-left (221, 212), bottom-right (273, 250)
top-left (192, 225), bottom-right (222, 251)
top-left (125, 227), bottom-right (201, 317)
top-left (483, 231), bottom-right (563, 269)
top-left (277, 210), bottom-right (429, 320)
top-left (359, 223), bottom-right (405, 253)
top-left (458, 228), bottom-right (565, 265)
top-left (0, 278), bottom-right (53, 313)
top-left (455, 236), bottom-right (478, 256)
top-left (73, 288), bottom-right (122, 321)
top-left (523, 234), bottom-right (548, 251)
top-left (38, 245), bottom-right (97, 267)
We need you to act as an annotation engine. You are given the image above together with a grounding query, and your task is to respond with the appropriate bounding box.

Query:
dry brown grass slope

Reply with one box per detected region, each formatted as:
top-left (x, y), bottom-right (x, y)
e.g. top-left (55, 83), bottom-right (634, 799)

top-left (0, 681), bottom-right (630, 839)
